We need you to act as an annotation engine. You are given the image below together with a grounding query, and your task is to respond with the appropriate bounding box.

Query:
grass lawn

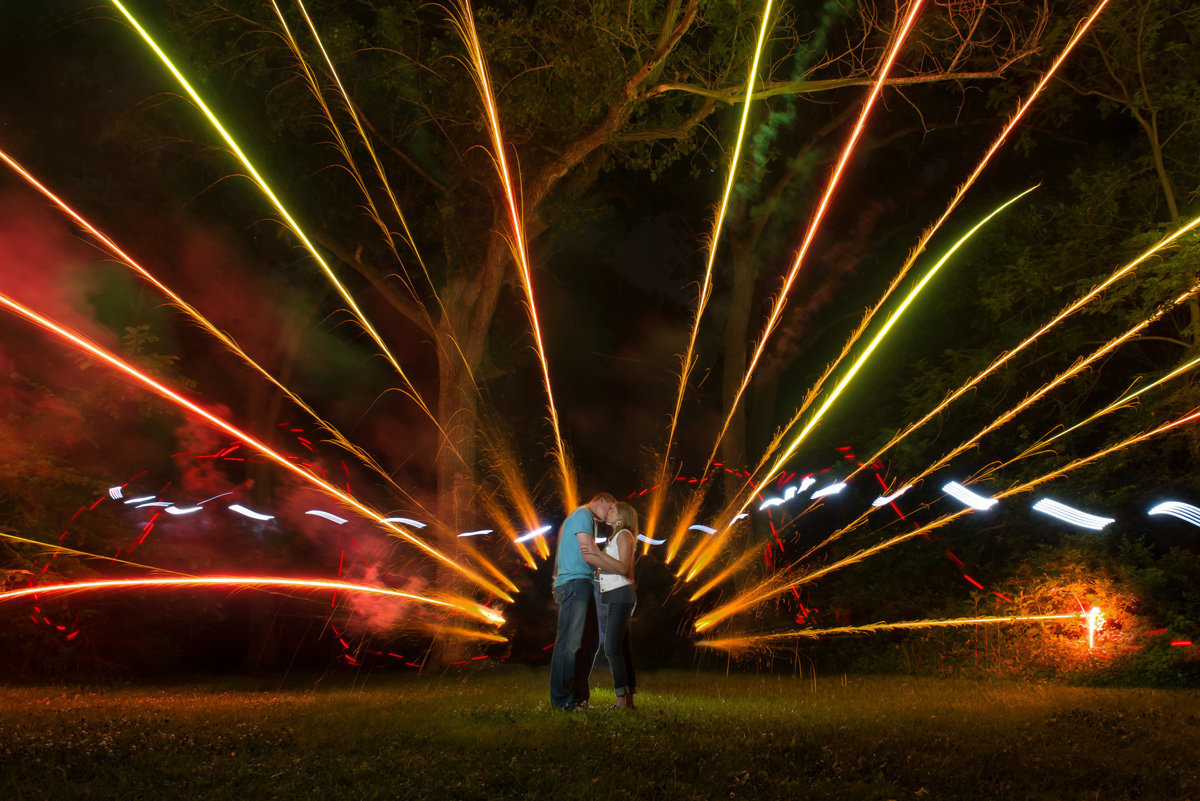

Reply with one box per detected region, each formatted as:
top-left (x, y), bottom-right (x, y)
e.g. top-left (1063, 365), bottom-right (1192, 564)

top-left (1, 667), bottom-right (1198, 800)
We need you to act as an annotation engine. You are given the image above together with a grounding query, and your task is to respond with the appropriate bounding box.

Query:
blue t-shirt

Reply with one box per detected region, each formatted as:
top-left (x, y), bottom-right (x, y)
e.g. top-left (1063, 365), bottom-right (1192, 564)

top-left (554, 506), bottom-right (596, 587)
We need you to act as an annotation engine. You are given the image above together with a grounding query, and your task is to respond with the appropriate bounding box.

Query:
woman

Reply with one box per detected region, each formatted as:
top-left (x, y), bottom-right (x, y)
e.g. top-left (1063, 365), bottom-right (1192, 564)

top-left (597, 501), bottom-right (638, 708)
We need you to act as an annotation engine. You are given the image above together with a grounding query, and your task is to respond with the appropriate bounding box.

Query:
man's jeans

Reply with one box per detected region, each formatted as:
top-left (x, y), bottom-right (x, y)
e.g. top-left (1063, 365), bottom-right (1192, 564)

top-left (549, 578), bottom-right (598, 709)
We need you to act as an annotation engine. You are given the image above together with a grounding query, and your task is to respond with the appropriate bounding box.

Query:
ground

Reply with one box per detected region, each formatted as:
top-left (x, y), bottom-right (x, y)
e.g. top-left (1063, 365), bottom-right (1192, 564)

top-left (1, 668), bottom-right (1197, 799)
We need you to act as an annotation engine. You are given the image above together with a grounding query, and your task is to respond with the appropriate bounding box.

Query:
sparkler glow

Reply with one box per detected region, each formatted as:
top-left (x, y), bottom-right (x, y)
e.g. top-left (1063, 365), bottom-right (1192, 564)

top-left (0, 290), bottom-right (515, 601)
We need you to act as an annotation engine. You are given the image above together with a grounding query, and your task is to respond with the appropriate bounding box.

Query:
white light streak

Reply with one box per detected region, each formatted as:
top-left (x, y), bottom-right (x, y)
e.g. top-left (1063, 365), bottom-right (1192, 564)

top-left (198, 491), bottom-right (234, 505)
top-left (381, 517), bottom-right (426, 529)
top-left (458, 529), bottom-right (493, 538)
top-left (1148, 501), bottom-right (1200, 528)
top-left (124, 496), bottom-right (155, 505)
top-left (135, 501), bottom-right (172, 509)
top-left (942, 481), bottom-right (998, 511)
top-left (689, 524), bottom-right (718, 534)
top-left (783, 486), bottom-right (798, 501)
top-left (595, 536), bottom-right (607, 545)
top-left (758, 497), bottom-right (785, 511)
top-left (108, 486), bottom-right (124, 500)
top-left (229, 504), bottom-right (275, 522)
top-left (637, 534), bottom-right (665, 545)
top-left (810, 482), bottom-right (847, 500)
top-left (514, 525), bottom-right (552, 544)
top-left (798, 476), bottom-right (816, 493)
top-left (728, 513), bottom-right (750, 526)
top-left (165, 505), bottom-right (203, 516)
top-left (1032, 498), bottom-right (1114, 531)
top-left (871, 484), bottom-right (913, 507)
top-left (306, 510), bottom-right (349, 525)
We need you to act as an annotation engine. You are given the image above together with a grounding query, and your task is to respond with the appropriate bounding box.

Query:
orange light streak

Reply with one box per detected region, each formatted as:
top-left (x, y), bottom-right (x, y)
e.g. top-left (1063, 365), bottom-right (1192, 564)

top-left (0, 530), bottom-right (188, 576)
top-left (108, 1), bottom-right (453, 450)
top-left (652, 0), bottom-right (778, 541)
top-left (0, 290), bottom-right (515, 602)
top-left (0, 145), bottom-right (429, 512)
top-left (695, 404), bottom-right (1200, 632)
top-left (705, 0), bottom-right (927, 463)
top-left (726, 0), bottom-right (1112, 517)
top-left (698, 611), bottom-right (1088, 651)
top-left (448, 0), bottom-right (576, 509)
top-left (0, 576), bottom-right (502, 626)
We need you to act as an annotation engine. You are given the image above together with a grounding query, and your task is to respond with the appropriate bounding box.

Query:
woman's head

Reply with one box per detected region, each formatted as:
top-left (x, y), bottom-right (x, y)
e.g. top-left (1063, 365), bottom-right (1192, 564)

top-left (613, 502), bottom-right (639, 536)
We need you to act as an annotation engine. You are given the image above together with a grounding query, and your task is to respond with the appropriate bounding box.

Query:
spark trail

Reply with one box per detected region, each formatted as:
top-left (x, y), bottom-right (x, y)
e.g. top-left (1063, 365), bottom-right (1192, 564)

top-left (680, 188), bottom-right (1034, 582)
top-left (851, 208), bottom-right (1200, 482)
top-left (694, 402), bottom-right (1200, 632)
top-left (447, 0), bottom-right (576, 509)
top-left (0, 145), bottom-right (431, 515)
top-left (107, 0), bottom-right (457, 456)
top-left (704, 0), bottom-right (927, 464)
top-left (698, 611), bottom-right (1090, 652)
top-left (0, 290), bottom-right (516, 603)
top-left (651, 0), bottom-right (778, 541)
top-left (712, 0), bottom-right (1111, 530)
top-left (0, 577), bottom-right (504, 627)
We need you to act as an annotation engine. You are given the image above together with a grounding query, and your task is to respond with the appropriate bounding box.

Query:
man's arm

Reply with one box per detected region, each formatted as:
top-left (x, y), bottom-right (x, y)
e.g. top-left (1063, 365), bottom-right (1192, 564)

top-left (577, 532), bottom-right (631, 577)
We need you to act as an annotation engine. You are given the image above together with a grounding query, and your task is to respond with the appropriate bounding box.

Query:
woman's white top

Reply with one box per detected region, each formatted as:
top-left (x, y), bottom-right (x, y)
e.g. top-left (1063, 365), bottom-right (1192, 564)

top-left (597, 529), bottom-right (634, 593)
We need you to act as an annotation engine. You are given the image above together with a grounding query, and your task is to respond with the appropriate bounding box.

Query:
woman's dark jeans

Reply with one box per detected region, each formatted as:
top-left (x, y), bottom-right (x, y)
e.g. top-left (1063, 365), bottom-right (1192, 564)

top-left (550, 578), bottom-right (598, 709)
top-left (600, 584), bottom-right (637, 697)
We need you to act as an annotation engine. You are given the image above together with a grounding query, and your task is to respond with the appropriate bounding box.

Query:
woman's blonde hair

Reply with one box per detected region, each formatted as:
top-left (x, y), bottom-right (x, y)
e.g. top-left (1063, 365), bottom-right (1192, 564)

top-left (613, 502), bottom-right (639, 537)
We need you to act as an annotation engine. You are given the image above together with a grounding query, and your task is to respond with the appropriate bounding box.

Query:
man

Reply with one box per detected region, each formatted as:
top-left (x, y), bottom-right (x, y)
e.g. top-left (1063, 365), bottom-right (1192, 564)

top-left (549, 492), bottom-right (629, 710)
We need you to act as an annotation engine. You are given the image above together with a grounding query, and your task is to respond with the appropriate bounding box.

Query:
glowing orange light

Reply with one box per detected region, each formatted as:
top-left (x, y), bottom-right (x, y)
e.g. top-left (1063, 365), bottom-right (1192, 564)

top-left (0, 576), bottom-right (503, 626)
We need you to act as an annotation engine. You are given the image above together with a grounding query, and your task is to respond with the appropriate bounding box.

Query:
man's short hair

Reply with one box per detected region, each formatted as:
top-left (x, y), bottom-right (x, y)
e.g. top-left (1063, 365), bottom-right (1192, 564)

top-left (589, 492), bottom-right (616, 505)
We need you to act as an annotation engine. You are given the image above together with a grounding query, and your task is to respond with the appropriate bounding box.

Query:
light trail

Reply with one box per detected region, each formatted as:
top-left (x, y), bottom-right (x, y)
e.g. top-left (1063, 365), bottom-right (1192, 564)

top-left (0, 577), bottom-right (503, 626)
top-left (697, 611), bottom-right (1091, 651)
top-left (270, 0), bottom-right (483, 394)
top-left (0, 290), bottom-right (515, 602)
top-left (688, 548), bottom-right (759, 603)
top-left (1148, 502), bottom-right (1200, 527)
top-left (942, 481), bottom-right (998, 511)
top-left (651, 0), bottom-right (778, 540)
top-left (810, 482), bottom-right (846, 500)
top-left (0, 530), bottom-right (190, 575)
top-left (306, 510), bottom-right (349, 525)
top-left (0, 146), bottom-right (432, 513)
top-left (687, 189), bottom-right (1033, 583)
top-left (871, 485), bottom-right (911, 506)
top-left (695, 403), bottom-right (1200, 632)
top-left (447, 0), bottom-right (576, 509)
top-left (1031, 498), bottom-right (1114, 530)
top-left (229, 504), bottom-right (275, 522)
top-left (853, 208), bottom-right (1200, 484)
top-left (704, 0), bottom-right (927, 465)
top-left (106, 1), bottom-right (456, 454)
top-left (728, 0), bottom-right (1111, 518)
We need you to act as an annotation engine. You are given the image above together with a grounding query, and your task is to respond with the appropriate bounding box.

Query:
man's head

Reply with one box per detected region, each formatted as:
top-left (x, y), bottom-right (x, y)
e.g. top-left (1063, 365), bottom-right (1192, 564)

top-left (586, 492), bottom-right (617, 526)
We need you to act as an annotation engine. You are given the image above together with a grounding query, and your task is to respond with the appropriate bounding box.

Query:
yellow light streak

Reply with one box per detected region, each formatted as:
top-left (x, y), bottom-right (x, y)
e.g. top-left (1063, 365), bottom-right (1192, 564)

top-left (705, 0), bottom-right (927, 464)
top-left (686, 189), bottom-right (1034, 583)
top-left (0, 290), bottom-right (515, 604)
top-left (651, 0), bottom-right (778, 542)
top-left (695, 403), bottom-right (1200, 632)
top-left (0, 530), bottom-right (190, 576)
top-left (447, 0), bottom-right (576, 509)
top-left (726, 0), bottom-right (1112, 517)
top-left (698, 611), bottom-right (1088, 651)
top-left (107, 1), bottom-right (452, 449)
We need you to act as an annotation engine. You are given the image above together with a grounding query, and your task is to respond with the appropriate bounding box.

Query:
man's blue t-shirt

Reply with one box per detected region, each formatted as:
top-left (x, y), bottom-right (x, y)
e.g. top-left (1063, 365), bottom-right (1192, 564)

top-left (554, 506), bottom-right (596, 587)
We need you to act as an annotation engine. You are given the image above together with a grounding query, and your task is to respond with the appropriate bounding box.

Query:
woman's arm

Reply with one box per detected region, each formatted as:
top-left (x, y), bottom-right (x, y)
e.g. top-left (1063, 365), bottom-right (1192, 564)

top-left (595, 530), bottom-right (633, 578)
